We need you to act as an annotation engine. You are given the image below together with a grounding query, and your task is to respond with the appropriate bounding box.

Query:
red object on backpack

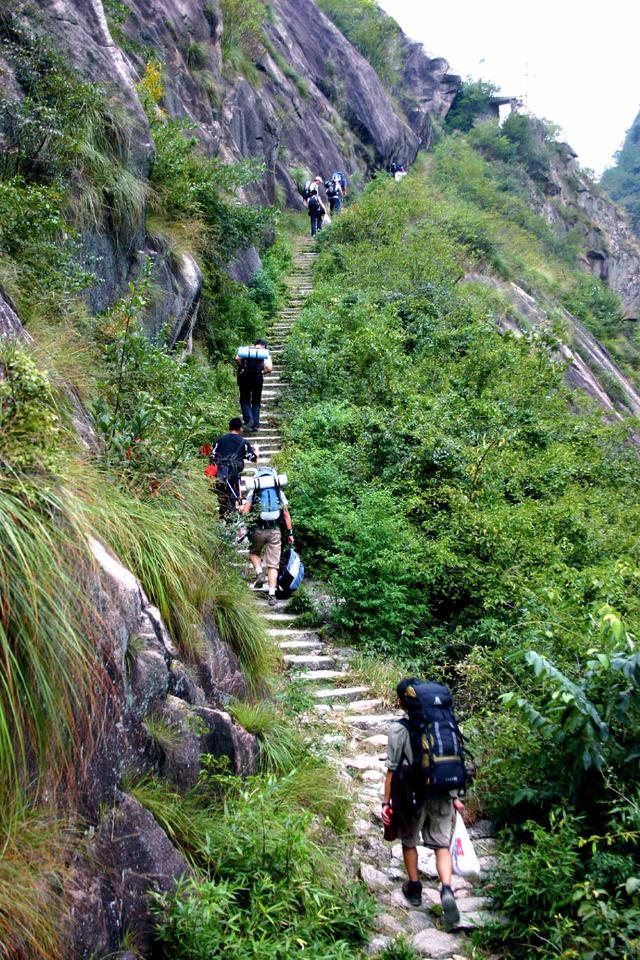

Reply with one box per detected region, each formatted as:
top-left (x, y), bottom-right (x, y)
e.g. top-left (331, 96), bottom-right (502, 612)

top-left (204, 463), bottom-right (218, 478)
top-left (200, 443), bottom-right (213, 457)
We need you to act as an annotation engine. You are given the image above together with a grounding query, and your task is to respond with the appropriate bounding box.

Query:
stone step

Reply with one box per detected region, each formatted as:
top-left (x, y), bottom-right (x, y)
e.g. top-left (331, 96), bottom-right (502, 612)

top-left (296, 669), bottom-right (350, 682)
top-left (312, 686), bottom-right (371, 702)
top-left (313, 698), bottom-right (383, 715)
top-left (279, 639), bottom-right (326, 652)
top-left (266, 628), bottom-right (320, 640)
top-left (262, 612), bottom-right (297, 622)
top-left (345, 713), bottom-right (402, 733)
top-left (283, 655), bottom-right (338, 670)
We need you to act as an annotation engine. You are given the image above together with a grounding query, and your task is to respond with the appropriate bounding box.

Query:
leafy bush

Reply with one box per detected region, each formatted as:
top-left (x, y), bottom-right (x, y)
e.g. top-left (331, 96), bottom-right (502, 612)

top-left (92, 278), bottom-right (232, 486)
top-left (136, 764), bottom-right (372, 958)
top-left (445, 79), bottom-right (500, 133)
top-left (219, 0), bottom-right (266, 63)
top-left (485, 810), bottom-right (640, 959)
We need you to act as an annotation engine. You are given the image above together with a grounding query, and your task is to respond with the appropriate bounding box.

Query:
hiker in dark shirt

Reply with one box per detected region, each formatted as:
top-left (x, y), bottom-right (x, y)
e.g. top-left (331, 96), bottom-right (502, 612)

top-left (307, 187), bottom-right (326, 237)
top-left (235, 339), bottom-right (273, 433)
top-left (210, 417), bottom-right (257, 518)
top-left (324, 176), bottom-right (343, 214)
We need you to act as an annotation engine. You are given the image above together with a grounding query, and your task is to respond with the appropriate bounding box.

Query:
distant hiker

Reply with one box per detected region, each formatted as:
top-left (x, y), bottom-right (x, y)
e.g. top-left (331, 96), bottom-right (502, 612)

top-left (324, 175), bottom-right (343, 214)
top-left (332, 170), bottom-right (348, 199)
top-left (210, 417), bottom-right (257, 518)
top-left (239, 466), bottom-right (294, 606)
top-left (307, 188), bottom-right (326, 237)
top-left (235, 339), bottom-right (272, 433)
top-left (390, 161), bottom-right (406, 181)
top-left (302, 176), bottom-right (323, 206)
top-left (382, 678), bottom-right (469, 929)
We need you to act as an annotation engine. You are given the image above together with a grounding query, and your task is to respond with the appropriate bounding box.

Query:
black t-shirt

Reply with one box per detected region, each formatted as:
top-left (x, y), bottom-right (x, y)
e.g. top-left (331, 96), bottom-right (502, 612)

top-left (211, 433), bottom-right (256, 474)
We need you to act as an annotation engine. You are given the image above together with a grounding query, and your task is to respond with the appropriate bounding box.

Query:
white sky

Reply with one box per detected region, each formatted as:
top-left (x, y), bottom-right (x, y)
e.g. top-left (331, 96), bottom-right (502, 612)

top-left (379, 0), bottom-right (640, 176)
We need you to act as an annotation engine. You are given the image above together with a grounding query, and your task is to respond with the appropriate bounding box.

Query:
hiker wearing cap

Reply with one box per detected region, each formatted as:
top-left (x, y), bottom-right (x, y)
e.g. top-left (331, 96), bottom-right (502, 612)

top-left (209, 417), bottom-right (257, 518)
top-left (239, 468), bottom-right (294, 606)
top-left (382, 677), bottom-right (470, 928)
top-left (307, 186), bottom-right (326, 238)
top-left (235, 339), bottom-right (272, 433)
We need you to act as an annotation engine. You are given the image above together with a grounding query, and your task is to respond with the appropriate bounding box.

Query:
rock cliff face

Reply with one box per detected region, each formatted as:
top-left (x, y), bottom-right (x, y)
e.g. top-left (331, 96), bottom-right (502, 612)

top-left (468, 274), bottom-right (640, 422)
top-left (519, 125), bottom-right (640, 319)
top-left (4, 0), bottom-right (459, 338)
top-left (68, 537), bottom-right (258, 958)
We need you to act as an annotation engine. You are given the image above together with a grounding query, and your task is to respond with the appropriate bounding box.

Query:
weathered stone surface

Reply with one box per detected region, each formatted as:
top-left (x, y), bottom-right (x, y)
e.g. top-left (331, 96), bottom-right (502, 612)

top-left (193, 705), bottom-right (259, 776)
top-left (70, 793), bottom-right (190, 958)
top-left (360, 863), bottom-right (394, 893)
top-left (0, 287), bottom-right (29, 341)
top-left (197, 609), bottom-right (250, 704)
top-left (411, 927), bottom-right (463, 958)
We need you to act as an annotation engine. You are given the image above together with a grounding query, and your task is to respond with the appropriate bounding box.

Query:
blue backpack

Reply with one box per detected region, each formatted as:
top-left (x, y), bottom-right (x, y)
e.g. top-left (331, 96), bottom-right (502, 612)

top-left (256, 467), bottom-right (282, 521)
top-left (276, 548), bottom-right (304, 598)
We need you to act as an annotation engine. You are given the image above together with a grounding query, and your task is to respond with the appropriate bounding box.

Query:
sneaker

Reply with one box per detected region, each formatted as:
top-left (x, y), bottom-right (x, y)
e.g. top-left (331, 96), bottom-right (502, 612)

top-left (440, 885), bottom-right (460, 930)
top-left (253, 572), bottom-right (266, 590)
top-left (267, 593), bottom-right (277, 607)
top-left (401, 879), bottom-right (422, 907)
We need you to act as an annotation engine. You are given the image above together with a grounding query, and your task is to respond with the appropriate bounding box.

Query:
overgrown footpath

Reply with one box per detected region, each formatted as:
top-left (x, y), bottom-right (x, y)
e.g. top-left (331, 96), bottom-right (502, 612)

top-left (277, 166), bottom-right (640, 959)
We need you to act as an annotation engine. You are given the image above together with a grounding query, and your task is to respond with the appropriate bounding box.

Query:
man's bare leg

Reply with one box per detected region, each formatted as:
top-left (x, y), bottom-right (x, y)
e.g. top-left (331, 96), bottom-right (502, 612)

top-left (402, 846), bottom-right (419, 883)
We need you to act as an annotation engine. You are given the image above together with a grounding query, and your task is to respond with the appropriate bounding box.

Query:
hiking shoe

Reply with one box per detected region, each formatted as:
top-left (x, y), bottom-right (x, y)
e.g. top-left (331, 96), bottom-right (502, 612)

top-left (440, 885), bottom-right (460, 929)
top-left (253, 572), bottom-right (266, 590)
top-left (267, 593), bottom-right (277, 607)
top-left (401, 879), bottom-right (423, 907)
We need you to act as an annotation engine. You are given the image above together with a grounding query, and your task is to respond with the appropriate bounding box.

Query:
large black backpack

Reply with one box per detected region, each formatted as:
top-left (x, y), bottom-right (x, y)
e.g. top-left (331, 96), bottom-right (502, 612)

top-left (307, 194), bottom-right (322, 216)
top-left (399, 681), bottom-right (470, 797)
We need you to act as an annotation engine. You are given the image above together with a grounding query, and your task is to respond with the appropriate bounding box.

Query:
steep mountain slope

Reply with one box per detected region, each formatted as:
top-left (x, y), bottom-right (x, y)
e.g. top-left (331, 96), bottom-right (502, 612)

top-left (1, 0), bottom-right (458, 331)
top-left (2, 2), bottom-right (640, 958)
top-left (601, 109), bottom-right (640, 237)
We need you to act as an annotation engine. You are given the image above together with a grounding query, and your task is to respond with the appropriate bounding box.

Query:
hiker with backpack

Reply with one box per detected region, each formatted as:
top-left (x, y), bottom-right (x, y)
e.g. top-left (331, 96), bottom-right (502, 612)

top-left (301, 176), bottom-right (323, 206)
top-left (382, 678), bottom-right (469, 929)
top-left (239, 466), bottom-right (294, 606)
top-left (324, 175), bottom-right (343, 214)
top-left (235, 339), bottom-right (273, 433)
top-left (307, 187), bottom-right (326, 238)
top-left (209, 417), bottom-right (257, 518)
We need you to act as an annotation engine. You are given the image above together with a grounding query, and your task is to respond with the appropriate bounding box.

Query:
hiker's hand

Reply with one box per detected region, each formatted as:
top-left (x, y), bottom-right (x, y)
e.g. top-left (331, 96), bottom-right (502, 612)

top-left (288, 535), bottom-right (295, 544)
top-left (453, 798), bottom-right (469, 822)
top-left (381, 802), bottom-right (393, 826)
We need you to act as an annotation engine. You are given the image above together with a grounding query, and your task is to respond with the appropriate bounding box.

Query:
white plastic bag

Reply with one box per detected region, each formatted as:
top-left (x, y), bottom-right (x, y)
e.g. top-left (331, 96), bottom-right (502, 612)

top-left (450, 812), bottom-right (481, 878)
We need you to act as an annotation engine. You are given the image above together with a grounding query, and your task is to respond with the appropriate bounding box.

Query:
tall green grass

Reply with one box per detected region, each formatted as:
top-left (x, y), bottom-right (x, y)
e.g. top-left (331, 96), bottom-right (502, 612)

top-left (0, 479), bottom-right (104, 792)
top-left (0, 804), bottom-right (71, 960)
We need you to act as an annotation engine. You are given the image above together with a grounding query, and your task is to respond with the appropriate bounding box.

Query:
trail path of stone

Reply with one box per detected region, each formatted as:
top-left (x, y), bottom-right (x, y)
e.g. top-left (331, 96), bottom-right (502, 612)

top-left (235, 236), bottom-right (500, 959)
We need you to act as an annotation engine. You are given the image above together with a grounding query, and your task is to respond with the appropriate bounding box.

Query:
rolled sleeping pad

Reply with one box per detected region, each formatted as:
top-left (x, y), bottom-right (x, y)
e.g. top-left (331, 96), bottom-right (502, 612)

top-left (237, 346), bottom-right (270, 360)
top-left (242, 472), bottom-right (288, 494)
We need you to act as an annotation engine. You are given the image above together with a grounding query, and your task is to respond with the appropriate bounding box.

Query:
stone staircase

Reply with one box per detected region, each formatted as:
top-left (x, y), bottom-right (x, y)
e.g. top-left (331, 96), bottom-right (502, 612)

top-left (235, 236), bottom-right (499, 958)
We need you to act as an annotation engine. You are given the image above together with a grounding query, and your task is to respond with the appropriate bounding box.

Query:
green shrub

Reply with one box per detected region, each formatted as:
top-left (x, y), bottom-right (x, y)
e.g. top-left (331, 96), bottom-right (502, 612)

top-left (136, 765), bottom-right (372, 957)
top-left (219, 0), bottom-right (265, 63)
top-left (485, 810), bottom-right (640, 959)
top-left (444, 79), bottom-right (499, 133)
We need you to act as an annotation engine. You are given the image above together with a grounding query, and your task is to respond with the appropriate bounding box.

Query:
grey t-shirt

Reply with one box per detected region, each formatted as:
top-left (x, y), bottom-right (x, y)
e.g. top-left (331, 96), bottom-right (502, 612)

top-left (386, 720), bottom-right (412, 771)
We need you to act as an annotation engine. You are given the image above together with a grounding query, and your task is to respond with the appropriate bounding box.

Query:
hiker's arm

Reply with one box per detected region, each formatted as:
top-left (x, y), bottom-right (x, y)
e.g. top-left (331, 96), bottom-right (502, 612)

top-left (239, 495), bottom-right (252, 516)
top-left (383, 770), bottom-right (392, 804)
top-left (245, 441), bottom-right (257, 462)
top-left (282, 507), bottom-right (294, 543)
top-left (263, 356), bottom-right (273, 374)
top-left (235, 354), bottom-right (242, 367)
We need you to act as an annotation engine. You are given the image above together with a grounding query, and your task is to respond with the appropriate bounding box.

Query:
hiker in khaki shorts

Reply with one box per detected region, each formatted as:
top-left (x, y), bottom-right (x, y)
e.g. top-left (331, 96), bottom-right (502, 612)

top-left (239, 466), bottom-right (294, 606)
